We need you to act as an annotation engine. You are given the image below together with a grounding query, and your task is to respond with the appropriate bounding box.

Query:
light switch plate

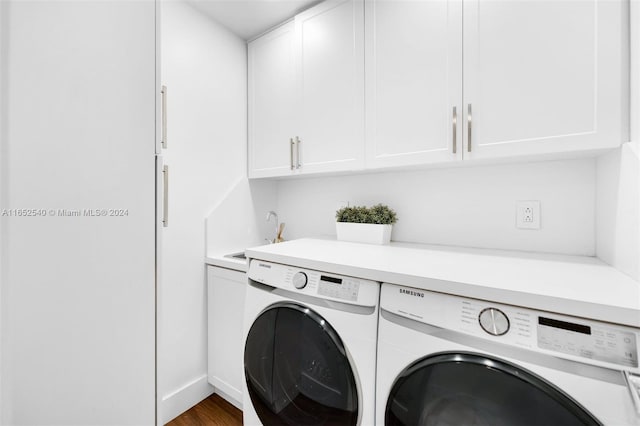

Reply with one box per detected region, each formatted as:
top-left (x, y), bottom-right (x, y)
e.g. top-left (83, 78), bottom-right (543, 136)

top-left (516, 200), bottom-right (541, 229)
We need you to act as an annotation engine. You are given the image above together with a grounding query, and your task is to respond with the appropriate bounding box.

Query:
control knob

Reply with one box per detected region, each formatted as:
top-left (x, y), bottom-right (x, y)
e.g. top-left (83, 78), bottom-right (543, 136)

top-left (292, 272), bottom-right (308, 289)
top-left (479, 308), bottom-right (510, 336)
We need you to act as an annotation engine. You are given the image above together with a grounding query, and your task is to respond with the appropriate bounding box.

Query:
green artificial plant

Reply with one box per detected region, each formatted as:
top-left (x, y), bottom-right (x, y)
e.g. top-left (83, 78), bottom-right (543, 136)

top-left (335, 204), bottom-right (397, 225)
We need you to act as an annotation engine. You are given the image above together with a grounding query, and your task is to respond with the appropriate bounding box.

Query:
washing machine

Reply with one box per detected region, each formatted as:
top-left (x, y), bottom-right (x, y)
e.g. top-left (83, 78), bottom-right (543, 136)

top-left (377, 282), bottom-right (640, 425)
top-left (242, 259), bottom-right (380, 426)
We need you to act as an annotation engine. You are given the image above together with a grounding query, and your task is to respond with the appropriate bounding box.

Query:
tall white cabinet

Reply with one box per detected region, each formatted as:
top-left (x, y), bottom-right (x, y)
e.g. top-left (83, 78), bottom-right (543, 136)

top-left (1, 1), bottom-right (156, 425)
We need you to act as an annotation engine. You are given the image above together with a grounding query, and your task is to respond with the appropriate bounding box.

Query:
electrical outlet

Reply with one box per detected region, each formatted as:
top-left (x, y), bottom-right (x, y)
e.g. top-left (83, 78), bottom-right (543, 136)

top-left (516, 201), bottom-right (540, 229)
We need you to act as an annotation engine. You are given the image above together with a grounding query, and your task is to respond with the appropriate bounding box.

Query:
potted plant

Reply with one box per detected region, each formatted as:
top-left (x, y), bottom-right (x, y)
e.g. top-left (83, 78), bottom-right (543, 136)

top-left (335, 204), bottom-right (397, 245)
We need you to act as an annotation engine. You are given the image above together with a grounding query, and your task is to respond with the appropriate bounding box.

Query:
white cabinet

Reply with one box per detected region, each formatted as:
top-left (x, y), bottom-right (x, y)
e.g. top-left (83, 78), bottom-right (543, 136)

top-left (294, 0), bottom-right (365, 174)
top-left (365, 0), bottom-right (627, 168)
top-left (207, 266), bottom-right (246, 408)
top-left (248, 0), bottom-right (365, 178)
top-left (2, 2), bottom-right (156, 424)
top-left (250, 0), bottom-right (628, 177)
top-left (463, 0), bottom-right (627, 160)
top-left (365, 0), bottom-right (462, 168)
top-left (248, 22), bottom-right (296, 178)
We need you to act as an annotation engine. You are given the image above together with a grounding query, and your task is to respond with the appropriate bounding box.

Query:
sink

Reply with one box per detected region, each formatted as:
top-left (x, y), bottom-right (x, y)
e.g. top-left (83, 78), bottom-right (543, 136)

top-left (224, 252), bottom-right (246, 260)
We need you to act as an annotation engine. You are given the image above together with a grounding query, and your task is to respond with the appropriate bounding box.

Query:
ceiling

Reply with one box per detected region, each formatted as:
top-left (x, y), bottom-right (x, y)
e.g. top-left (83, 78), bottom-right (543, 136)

top-left (185, 0), bottom-right (320, 40)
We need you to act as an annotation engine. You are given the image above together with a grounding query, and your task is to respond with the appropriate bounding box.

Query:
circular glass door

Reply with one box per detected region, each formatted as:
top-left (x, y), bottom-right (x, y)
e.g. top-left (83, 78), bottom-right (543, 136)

top-left (386, 352), bottom-right (601, 426)
top-left (244, 302), bottom-right (359, 426)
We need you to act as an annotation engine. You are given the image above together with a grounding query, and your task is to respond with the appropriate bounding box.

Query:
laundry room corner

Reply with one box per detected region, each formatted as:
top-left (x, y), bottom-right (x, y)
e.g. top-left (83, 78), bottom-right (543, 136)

top-left (595, 2), bottom-right (640, 282)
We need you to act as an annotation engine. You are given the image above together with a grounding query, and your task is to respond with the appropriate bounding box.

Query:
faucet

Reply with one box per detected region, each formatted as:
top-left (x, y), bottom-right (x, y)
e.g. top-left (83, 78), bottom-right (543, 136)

top-left (266, 211), bottom-right (278, 244)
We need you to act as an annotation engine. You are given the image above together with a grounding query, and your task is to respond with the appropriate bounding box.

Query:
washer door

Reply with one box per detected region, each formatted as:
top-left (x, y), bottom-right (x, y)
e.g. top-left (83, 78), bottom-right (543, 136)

top-left (386, 352), bottom-right (601, 426)
top-left (244, 302), bottom-right (359, 426)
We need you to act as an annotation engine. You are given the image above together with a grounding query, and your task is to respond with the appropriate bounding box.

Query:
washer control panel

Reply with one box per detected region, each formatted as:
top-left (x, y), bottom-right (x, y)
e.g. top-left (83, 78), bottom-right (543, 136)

top-left (317, 274), bottom-right (360, 301)
top-left (292, 272), bottom-right (308, 289)
top-left (248, 260), bottom-right (379, 307)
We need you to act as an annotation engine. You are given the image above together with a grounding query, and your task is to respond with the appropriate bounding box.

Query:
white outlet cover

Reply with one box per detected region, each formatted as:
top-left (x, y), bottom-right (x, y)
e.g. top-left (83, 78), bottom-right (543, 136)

top-left (516, 200), bottom-right (541, 229)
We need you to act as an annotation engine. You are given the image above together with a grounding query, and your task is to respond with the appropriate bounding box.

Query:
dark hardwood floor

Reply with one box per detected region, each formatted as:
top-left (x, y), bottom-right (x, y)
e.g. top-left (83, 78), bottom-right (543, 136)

top-left (166, 394), bottom-right (243, 426)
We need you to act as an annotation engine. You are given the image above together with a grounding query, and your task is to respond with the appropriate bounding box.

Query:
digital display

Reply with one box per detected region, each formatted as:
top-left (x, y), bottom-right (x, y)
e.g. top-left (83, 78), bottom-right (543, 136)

top-left (539, 317), bottom-right (591, 335)
top-left (321, 275), bottom-right (342, 285)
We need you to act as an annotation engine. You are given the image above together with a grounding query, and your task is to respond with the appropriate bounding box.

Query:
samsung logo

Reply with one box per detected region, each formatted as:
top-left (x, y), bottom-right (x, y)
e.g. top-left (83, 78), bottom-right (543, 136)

top-left (399, 288), bottom-right (424, 298)
top-left (258, 263), bottom-right (272, 269)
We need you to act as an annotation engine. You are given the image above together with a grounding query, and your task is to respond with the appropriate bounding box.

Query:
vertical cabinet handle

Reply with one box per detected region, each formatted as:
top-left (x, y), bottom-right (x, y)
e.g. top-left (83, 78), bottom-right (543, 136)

top-left (162, 165), bottom-right (169, 227)
top-left (467, 103), bottom-right (472, 152)
top-left (295, 136), bottom-right (301, 169)
top-left (161, 85), bottom-right (167, 149)
top-left (290, 138), bottom-right (295, 170)
top-left (452, 106), bottom-right (457, 154)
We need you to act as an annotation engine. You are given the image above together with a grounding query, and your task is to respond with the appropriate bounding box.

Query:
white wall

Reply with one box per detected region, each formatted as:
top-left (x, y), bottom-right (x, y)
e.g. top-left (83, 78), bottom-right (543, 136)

top-left (595, 2), bottom-right (640, 281)
top-left (160, 1), bottom-right (247, 422)
top-left (276, 159), bottom-right (597, 256)
top-left (205, 178), bottom-right (277, 253)
top-left (596, 145), bottom-right (639, 280)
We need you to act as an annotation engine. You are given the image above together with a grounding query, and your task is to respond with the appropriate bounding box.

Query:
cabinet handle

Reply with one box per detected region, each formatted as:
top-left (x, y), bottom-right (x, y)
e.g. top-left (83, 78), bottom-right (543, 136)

top-left (290, 138), bottom-right (295, 170)
top-left (161, 85), bottom-right (167, 149)
top-left (295, 136), bottom-right (301, 169)
top-left (162, 165), bottom-right (169, 227)
top-left (452, 106), bottom-right (457, 154)
top-left (467, 103), bottom-right (472, 152)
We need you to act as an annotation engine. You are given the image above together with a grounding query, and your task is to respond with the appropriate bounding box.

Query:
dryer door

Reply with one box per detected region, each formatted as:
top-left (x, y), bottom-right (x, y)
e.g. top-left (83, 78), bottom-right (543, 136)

top-left (386, 352), bottom-right (601, 426)
top-left (244, 302), bottom-right (359, 426)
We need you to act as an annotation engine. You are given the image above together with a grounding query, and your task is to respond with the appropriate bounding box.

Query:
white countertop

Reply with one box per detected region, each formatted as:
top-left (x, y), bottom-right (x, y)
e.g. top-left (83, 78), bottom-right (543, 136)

top-left (246, 238), bottom-right (640, 328)
top-left (205, 248), bottom-right (248, 272)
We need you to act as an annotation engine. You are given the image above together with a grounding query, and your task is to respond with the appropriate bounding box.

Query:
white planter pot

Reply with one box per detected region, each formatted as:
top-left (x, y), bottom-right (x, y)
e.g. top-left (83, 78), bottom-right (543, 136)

top-left (335, 222), bottom-right (392, 245)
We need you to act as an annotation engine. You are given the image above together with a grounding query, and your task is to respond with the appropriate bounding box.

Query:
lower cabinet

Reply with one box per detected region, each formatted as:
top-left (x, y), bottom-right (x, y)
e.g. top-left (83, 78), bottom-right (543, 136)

top-left (207, 266), bottom-right (246, 409)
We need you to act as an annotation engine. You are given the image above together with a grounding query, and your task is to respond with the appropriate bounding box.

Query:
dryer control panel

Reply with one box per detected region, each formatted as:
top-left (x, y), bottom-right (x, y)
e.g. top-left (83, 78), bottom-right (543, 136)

top-left (380, 283), bottom-right (640, 372)
top-left (536, 316), bottom-right (637, 368)
top-left (457, 296), bottom-right (637, 368)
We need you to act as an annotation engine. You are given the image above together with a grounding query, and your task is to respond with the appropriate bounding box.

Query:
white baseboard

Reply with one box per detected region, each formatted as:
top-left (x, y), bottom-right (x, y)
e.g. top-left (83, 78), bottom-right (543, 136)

top-left (213, 386), bottom-right (243, 411)
top-left (161, 374), bottom-right (214, 425)
top-left (209, 375), bottom-right (243, 410)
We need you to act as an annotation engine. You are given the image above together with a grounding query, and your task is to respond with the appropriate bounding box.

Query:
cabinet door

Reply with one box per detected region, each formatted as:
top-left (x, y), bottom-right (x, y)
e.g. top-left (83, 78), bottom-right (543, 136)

top-left (463, 0), bottom-right (627, 160)
top-left (2, 1), bottom-right (156, 424)
top-left (207, 267), bottom-right (246, 408)
top-left (365, 0), bottom-right (462, 168)
top-left (295, 0), bottom-right (365, 174)
top-left (248, 22), bottom-right (297, 178)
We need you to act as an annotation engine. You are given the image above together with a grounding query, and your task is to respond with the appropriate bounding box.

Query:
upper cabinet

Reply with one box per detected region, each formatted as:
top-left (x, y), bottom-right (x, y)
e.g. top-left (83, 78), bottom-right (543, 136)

top-left (248, 0), bottom-right (364, 178)
top-left (463, 0), bottom-right (627, 160)
top-left (249, 0), bottom-right (628, 178)
top-left (365, 0), bottom-right (462, 167)
top-left (248, 22), bottom-right (297, 178)
top-left (295, 0), bottom-right (365, 174)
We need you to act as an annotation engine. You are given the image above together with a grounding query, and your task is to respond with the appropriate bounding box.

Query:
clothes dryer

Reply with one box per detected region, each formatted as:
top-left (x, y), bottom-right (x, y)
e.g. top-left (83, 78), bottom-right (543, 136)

top-left (377, 283), bottom-right (640, 425)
